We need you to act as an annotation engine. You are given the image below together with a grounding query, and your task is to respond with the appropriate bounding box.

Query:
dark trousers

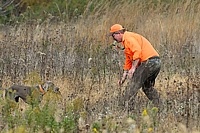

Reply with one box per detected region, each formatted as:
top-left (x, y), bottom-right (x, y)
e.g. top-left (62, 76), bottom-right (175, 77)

top-left (124, 57), bottom-right (161, 108)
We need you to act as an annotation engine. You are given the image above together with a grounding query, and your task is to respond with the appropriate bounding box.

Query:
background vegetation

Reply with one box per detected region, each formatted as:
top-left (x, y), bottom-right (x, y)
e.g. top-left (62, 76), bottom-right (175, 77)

top-left (0, 0), bottom-right (199, 132)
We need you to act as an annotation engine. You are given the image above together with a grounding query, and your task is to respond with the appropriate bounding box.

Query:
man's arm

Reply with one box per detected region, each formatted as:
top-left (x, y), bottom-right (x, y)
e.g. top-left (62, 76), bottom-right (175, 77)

top-left (119, 59), bottom-right (140, 85)
top-left (128, 59), bottom-right (140, 78)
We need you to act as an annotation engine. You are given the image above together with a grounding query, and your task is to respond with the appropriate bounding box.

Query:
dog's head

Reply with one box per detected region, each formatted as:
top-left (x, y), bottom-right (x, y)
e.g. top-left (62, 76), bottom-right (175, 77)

top-left (38, 81), bottom-right (62, 105)
top-left (40, 81), bottom-right (60, 94)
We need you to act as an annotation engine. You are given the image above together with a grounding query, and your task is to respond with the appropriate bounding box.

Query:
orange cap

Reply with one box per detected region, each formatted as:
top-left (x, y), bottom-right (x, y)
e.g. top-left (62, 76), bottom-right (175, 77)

top-left (110, 24), bottom-right (124, 34)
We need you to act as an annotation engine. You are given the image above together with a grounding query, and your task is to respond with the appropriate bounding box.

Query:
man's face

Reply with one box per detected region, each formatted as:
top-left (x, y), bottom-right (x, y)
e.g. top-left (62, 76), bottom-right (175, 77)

top-left (112, 32), bottom-right (122, 43)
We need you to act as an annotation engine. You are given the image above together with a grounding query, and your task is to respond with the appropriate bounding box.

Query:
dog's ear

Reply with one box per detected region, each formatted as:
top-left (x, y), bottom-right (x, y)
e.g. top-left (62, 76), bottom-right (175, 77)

top-left (40, 81), bottom-right (47, 91)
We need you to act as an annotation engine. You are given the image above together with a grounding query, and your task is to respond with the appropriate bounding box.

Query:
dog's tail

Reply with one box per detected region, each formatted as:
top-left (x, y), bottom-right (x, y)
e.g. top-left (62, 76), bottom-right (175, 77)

top-left (0, 79), bottom-right (5, 99)
top-left (4, 88), bottom-right (9, 100)
top-left (0, 87), bottom-right (6, 100)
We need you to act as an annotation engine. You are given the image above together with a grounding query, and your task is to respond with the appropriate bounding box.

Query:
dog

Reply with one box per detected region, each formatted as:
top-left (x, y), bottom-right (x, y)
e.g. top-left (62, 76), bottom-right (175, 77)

top-left (4, 81), bottom-right (61, 104)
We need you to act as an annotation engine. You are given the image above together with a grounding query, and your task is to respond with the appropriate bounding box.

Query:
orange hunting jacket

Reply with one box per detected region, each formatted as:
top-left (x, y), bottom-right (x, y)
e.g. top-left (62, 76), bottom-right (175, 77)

top-left (122, 31), bottom-right (159, 70)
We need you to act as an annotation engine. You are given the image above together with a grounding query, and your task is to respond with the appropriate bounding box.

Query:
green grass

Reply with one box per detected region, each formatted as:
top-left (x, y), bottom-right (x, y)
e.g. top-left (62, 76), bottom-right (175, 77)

top-left (0, 0), bottom-right (199, 132)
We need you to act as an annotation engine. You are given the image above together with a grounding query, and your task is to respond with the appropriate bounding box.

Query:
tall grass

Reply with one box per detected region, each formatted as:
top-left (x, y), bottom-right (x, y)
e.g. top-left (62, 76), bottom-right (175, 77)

top-left (0, 0), bottom-right (199, 132)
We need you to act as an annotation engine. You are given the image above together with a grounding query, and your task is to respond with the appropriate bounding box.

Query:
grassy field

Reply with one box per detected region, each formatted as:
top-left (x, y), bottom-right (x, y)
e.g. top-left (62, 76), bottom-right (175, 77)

top-left (0, 0), bottom-right (200, 132)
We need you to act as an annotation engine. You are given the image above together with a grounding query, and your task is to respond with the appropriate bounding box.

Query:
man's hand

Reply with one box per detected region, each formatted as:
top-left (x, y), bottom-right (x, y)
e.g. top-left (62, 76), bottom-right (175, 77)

top-left (118, 79), bottom-right (125, 86)
top-left (118, 70), bottom-right (128, 86)
top-left (128, 67), bottom-right (136, 79)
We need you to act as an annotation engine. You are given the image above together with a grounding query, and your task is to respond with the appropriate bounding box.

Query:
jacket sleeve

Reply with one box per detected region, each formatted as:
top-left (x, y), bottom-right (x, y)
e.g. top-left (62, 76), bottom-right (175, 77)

top-left (123, 54), bottom-right (132, 70)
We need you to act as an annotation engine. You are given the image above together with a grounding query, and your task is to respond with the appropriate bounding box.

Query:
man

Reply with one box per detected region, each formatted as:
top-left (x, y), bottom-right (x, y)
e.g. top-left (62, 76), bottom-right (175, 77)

top-left (109, 24), bottom-right (161, 109)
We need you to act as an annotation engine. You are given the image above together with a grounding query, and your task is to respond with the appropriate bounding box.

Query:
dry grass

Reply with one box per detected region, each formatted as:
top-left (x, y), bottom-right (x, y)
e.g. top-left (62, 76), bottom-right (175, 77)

top-left (0, 0), bottom-right (200, 132)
